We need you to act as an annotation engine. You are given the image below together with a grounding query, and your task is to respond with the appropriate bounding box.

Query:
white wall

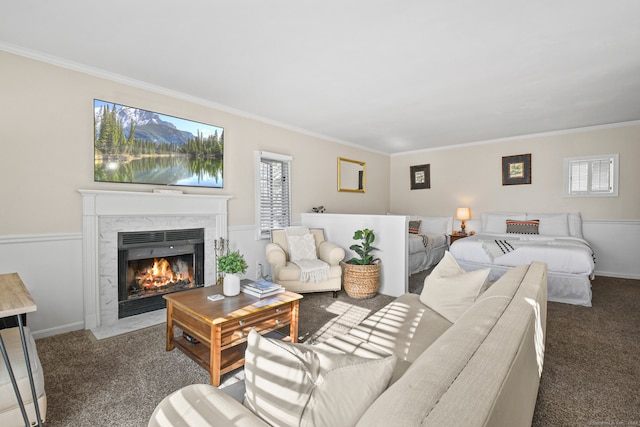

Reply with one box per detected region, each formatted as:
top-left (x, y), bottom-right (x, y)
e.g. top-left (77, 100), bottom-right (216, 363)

top-left (301, 213), bottom-right (408, 297)
top-left (583, 220), bottom-right (640, 279)
top-left (0, 234), bottom-right (84, 339)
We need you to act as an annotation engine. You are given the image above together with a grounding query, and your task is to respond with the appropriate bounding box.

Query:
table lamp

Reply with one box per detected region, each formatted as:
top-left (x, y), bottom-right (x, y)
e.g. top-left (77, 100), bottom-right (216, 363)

top-left (456, 207), bottom-right (471, 235)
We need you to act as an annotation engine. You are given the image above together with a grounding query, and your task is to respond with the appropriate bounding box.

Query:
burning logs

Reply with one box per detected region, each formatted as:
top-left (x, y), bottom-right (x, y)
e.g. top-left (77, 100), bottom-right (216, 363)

top-left (128, 258), bottom-right (194, 298)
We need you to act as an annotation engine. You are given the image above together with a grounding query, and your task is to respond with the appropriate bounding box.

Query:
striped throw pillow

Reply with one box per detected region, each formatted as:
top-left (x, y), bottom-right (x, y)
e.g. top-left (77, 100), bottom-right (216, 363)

top-left (506, 219), bottom-right (539, 234)
top-left (408, 220), bottom-right (421, 234)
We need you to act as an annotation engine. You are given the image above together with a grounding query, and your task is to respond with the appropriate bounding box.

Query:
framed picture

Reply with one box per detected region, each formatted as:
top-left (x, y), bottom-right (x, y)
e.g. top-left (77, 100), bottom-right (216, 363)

top-left (502, 154), bottom-right (531, 185)
top-left (94, 99), bottom-right (224, 188)
top-left (410, 164), bottom-right (430, 190)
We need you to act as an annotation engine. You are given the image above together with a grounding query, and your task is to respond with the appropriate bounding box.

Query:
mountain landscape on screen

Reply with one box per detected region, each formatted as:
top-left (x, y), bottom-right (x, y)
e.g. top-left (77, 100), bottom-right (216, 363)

top-left (93, 99), bottom-right (224, 188)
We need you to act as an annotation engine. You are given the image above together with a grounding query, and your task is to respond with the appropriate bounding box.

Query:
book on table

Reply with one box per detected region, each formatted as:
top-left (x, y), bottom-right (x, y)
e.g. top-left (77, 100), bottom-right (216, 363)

top-left (243, 279), bottom-right (281, 291)
top-left (241, 286), bottom-right (285, 298)
top-left (241, 279), bottom-right (284, 297)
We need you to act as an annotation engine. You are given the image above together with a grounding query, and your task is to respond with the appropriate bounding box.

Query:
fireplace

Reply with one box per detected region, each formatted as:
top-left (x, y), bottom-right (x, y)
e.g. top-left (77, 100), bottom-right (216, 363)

top-left (118, 228), bottom-right (205, 318)
top-left (80, 189), bottom-right (230, 337)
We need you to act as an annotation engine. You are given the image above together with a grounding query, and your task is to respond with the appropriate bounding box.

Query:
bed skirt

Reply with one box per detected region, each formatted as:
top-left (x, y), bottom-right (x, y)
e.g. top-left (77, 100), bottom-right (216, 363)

top-left (457, 260), bottom-right (592, 307)
top-left (408, 243), bottom-right (447, 276)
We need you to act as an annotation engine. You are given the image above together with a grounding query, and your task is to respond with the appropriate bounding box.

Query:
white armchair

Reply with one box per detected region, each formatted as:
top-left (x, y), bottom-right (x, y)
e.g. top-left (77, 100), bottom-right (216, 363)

top-left (266, 228), bottom-right (345, 297)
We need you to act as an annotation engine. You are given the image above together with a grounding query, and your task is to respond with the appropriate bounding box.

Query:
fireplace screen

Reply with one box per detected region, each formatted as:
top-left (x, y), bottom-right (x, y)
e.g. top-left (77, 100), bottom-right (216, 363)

top-left (118, 228), bottom-right (204, 318)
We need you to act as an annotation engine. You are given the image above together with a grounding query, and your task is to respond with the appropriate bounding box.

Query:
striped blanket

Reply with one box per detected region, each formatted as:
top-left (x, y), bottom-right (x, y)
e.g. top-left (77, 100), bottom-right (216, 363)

top-left (481, 238), bottom-right (595, 263)
top-left (408, 233), bottom-right (434, 254)
top-left (482, 239), bottom-right (523, 261)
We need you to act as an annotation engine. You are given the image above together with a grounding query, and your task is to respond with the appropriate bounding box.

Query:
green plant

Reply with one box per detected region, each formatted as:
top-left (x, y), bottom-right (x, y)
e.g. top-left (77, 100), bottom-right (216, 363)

top-left (347, 228), bottom-right (379, 265)
top-left (217, 250), bottom-right (248, 274)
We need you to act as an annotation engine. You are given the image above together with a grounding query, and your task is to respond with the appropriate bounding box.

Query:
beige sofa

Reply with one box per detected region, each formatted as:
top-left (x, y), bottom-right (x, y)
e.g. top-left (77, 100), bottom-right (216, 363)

top-left (149, 260), bottom-right (547, 427)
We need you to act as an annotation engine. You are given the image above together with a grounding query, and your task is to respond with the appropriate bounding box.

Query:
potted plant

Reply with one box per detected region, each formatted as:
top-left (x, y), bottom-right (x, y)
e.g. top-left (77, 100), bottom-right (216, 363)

top-left (342, 228), bottom-right (381, 299)
top-left (217, 250), bottom-right (248, 296)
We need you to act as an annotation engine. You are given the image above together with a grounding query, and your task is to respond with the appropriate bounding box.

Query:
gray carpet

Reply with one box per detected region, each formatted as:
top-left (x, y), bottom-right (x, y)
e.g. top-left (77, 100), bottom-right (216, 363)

top-left (532, 275), bottom-right (640, 426)
top-left (35, 290), bottom-right (394, 427)
top-left (34, 275), bottom-right (639, 426)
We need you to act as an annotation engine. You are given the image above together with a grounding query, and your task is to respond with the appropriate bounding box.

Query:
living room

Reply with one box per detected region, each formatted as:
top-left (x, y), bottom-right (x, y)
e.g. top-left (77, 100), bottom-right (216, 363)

top-left (1, 2), bottom-right (639, 426)
top-left (1, 44), bottom-right (639, 341)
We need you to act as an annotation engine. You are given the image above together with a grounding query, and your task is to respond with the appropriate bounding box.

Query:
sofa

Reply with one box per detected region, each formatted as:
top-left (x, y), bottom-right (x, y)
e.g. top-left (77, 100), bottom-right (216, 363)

top-left (266, 228), bottom-right (345, 296)
top-left (149, 254), bottom-right (547, 427)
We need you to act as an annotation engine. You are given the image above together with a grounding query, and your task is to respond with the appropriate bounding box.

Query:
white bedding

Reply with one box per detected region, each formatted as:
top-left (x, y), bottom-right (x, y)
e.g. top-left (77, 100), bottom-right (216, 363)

top-left (408, 233), bottom-right (447, 275)
top-left (408, 232), bottom-right (446, 254)
top-left (449, 232), bottom-right (595, 276)
top-left (403, 215), bottom-right (451, 275)
top-left (428, 211), bottom-right (594, 306)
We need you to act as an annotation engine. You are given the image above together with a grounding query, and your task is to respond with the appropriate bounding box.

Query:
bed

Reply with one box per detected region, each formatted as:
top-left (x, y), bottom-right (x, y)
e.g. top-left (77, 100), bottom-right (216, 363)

top-left (407, 216), bottom-right (451, 275)
top-left (449, 212), bottom-right (595, 307)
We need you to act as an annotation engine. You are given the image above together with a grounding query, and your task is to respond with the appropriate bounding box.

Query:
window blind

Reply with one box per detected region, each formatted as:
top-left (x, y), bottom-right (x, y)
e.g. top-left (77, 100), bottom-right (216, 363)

top-left (565, 154), bottom-right (617, 197)
top-left (258, 155), bottom-right (291, 239)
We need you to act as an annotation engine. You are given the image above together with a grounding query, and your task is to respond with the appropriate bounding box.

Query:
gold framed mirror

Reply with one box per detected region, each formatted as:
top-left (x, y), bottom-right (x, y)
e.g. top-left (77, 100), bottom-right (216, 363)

top-left (338, 157), bottom-right (366, 193)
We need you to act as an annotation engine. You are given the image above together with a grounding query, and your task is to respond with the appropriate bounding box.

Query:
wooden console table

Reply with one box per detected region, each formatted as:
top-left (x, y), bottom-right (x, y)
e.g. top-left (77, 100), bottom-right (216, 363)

top-left (164, 284), bottom-right (302, 386)
top-left (0, 273), bottom-right (43, 427)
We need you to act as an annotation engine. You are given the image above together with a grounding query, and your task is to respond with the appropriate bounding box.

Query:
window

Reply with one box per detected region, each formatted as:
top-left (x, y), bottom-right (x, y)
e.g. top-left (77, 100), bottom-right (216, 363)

top-left (564, 154), bottom-right (619, 197)
top-left (255, 151), bottom-right (292, 239)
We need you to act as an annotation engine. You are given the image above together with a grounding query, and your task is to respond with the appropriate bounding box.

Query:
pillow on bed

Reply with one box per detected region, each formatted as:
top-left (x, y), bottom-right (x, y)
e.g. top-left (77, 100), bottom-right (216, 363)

top-left (483, 213), bottom-right (526, 233)
top-left (408, 220), bottom-right (421, 234)
top-left (408, 216), bottom-right (451, 234)
top-left (506, 219), bottom-right (539, 234)
top-left (533, 213), bottom-right (570, 236)
top-left (568, 212), bottom-right (583, 238)
top-left (420, 252), bottom-right (490, 323)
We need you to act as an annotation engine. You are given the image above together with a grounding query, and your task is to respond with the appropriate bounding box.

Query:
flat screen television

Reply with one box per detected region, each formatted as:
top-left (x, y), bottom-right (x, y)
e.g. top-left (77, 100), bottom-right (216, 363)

top-left (94, 99), bottom-right (224, 188)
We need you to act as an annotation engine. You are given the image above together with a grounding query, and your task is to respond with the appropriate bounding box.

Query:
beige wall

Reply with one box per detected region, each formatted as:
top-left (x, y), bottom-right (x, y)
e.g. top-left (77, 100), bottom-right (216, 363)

top-left (390, 124), bottom-right (640, 221)
top-left (0, 50), bottom-right (389, 235)
top-left (2, 48), bottom-right (638, 238)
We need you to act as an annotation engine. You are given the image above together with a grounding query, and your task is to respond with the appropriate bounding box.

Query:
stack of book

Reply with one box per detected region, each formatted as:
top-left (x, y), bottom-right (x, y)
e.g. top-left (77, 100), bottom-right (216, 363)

top-left (241, 279), bottom-right (285, 298)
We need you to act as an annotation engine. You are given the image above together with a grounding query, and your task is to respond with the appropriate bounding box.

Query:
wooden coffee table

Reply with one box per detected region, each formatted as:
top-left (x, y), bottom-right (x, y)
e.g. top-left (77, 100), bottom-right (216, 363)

top-left (164, 284), bottom-right (302, 386)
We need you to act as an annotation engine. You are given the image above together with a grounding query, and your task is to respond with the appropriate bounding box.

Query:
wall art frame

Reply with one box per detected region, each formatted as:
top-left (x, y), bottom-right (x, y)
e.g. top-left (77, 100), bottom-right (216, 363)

top-left (410, 164), bottom-right (431, 190)
top-left (502, 153), bottom-right (531, 185)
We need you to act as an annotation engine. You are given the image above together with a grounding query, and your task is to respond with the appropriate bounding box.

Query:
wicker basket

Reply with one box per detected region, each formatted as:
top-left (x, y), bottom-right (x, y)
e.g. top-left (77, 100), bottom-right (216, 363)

top-left (342, 259), bottom-right (381, 299)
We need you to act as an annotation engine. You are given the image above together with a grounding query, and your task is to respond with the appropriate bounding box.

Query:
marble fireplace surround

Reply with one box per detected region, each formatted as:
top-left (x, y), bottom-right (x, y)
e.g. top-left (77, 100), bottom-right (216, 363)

top-left (80, 190), bottom-right (231, 339)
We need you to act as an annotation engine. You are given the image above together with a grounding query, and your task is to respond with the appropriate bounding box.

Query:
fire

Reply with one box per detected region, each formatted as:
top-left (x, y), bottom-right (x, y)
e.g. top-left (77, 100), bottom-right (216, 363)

top-left (136, 258), bottom-right (186, 290)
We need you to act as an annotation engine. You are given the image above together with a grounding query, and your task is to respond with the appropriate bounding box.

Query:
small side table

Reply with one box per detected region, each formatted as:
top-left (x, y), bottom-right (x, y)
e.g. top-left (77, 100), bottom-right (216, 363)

top-left (449, 233), bottom-right (469, 246)
top-left (0, 273), bottom-right (43, 427)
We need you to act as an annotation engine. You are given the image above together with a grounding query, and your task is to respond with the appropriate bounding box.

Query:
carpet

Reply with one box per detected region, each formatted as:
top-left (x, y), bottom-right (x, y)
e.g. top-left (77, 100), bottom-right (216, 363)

top-left (35, 290), bottom-right (393, 426)
top-left (34, 275), bottom-right (639, 426)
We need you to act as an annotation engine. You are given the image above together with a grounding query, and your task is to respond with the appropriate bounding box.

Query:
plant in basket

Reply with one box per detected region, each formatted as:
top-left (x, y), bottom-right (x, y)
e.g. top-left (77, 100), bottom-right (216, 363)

top-left (346, 228), bottom-right (379, 265)
top-left (342, 228), bottom-right (381, 299)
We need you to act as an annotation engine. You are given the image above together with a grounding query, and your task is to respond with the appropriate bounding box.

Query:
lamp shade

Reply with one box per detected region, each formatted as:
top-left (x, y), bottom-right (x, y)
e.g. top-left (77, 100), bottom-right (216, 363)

top-left (456, 208), bottom-right (471, 221)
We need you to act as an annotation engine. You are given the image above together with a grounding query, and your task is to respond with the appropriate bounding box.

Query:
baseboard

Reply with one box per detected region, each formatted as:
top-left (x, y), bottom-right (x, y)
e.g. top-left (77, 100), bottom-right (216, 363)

top-left (594, 270), bottom-right (640, 281)
top-left (31, 321), bottom-right (85, 340)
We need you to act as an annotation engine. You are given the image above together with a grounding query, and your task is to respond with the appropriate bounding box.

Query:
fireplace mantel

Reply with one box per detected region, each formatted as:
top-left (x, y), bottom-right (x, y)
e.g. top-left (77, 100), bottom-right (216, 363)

top-left (79, 189), bottom-right (231, 334)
